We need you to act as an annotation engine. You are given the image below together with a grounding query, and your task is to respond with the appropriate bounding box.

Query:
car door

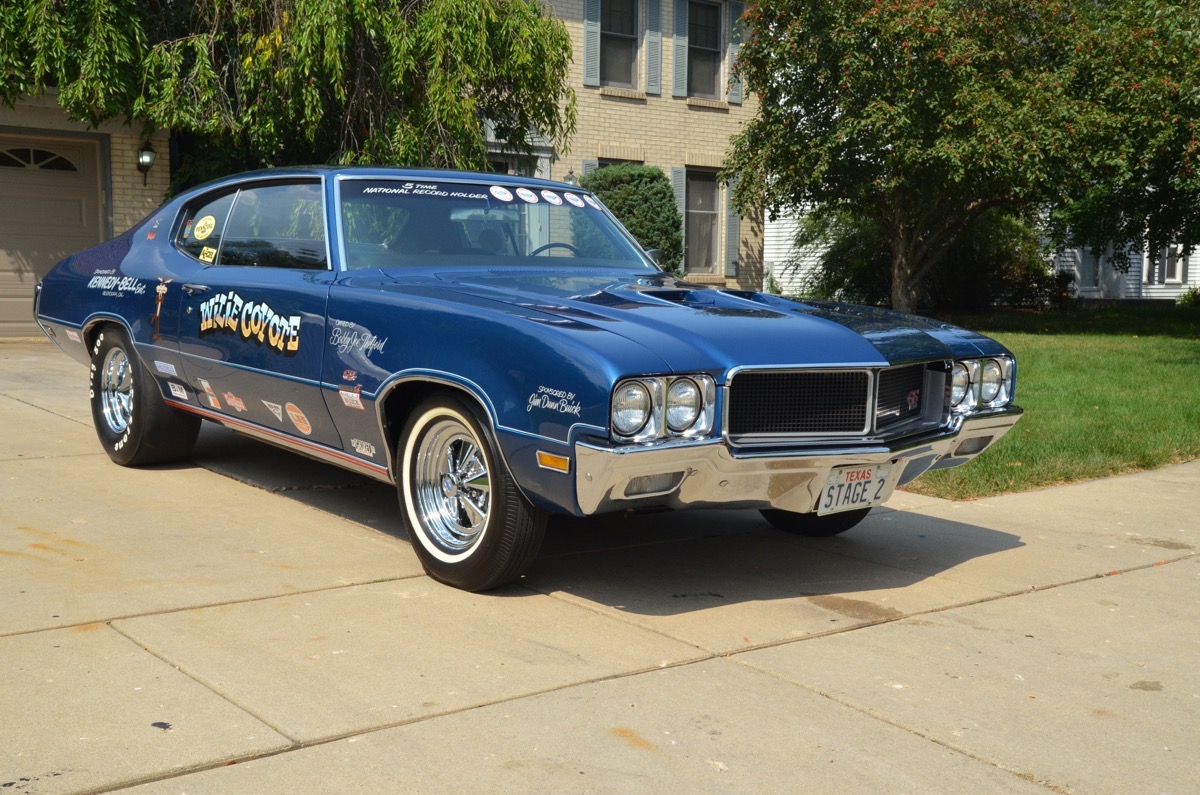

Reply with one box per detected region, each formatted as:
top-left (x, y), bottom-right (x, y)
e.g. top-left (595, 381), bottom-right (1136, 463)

top-left (174, 179), bottom-right (342, 449)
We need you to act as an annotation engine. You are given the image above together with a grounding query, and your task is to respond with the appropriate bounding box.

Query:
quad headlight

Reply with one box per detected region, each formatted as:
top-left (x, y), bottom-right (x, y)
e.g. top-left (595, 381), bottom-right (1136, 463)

top-left (611, 375), bottom-right (715, 441)
top-left (665, 378), bottom-right (702, 432)
top-left (612, 381), bottom-right (652, 436)
top-left (949, 356), bottom-right (1014, 414)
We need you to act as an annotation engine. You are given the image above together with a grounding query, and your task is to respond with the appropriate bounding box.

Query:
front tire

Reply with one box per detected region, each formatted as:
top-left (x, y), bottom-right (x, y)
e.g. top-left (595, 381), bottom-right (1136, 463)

top-left (399, 395), bottom-right (546, 591)
top-left (760, 507), bottom-right (871, 537)
top-left (89, 326), bottom-right (200, 466)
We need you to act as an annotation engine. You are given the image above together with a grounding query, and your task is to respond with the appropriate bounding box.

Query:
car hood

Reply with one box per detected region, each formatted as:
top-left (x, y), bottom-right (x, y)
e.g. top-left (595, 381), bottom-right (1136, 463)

top-left (388, 268), bottom-right (1002, 373)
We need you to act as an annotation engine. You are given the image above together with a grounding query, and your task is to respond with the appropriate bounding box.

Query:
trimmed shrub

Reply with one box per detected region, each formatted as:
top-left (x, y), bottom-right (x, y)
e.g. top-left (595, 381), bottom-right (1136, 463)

top-left (578, 163), bottom-right (683, 273)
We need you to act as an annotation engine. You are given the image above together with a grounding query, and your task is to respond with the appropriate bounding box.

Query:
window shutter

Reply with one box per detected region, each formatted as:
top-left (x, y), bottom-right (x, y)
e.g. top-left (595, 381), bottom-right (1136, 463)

top-left (672, 0), bottom-right (688, 98)
top-left (672, 167), bottom-right (687, 269)
top-left (724, 178), bottom-right (740, 278)
top-left (582, 159), bottom-right (600, 176)
top-left (584, 0), bottom-right (601, 87)
top-left (645, 0), bottom-right (662, 95)
top-left (671, 167), bottom-right (686, 216)
top-left (726, 1), bottom-right (744, 105)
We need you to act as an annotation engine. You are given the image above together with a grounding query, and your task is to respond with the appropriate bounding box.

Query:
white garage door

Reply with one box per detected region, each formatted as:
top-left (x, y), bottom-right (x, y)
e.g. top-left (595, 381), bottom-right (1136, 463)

top-left (0, 133), bottom-right (105, 337)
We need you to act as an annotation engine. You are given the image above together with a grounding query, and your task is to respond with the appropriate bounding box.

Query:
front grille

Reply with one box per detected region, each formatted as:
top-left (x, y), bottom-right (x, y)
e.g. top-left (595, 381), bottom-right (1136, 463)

top-left (727, 370), bottom-right (870, 436)
top-left (876, 364), bottom-right (926, 430)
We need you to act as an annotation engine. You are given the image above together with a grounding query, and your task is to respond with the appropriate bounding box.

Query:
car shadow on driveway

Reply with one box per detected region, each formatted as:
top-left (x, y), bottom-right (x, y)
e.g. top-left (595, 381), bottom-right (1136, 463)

top-left (189, 424), bottom-right (1023, 620)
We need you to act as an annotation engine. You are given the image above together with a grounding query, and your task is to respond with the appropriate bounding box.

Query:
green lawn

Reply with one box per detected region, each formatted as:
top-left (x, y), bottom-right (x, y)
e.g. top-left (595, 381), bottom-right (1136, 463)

top-left (904, 306), bottom-right (1200, 499)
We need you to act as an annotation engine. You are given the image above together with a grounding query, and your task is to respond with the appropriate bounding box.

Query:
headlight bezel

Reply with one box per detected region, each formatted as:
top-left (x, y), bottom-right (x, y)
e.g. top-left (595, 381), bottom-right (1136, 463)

top-left (611, 374), bottom-right (715, 442)
top-left (950, 356), bottom-right (1015, 415)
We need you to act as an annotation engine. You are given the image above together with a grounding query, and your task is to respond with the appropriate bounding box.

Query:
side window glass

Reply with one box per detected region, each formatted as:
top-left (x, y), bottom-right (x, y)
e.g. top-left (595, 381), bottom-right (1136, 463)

top-left (220, 183), bottom-right (327, 269)
top-left (177, 192), bottom-right (236, 264)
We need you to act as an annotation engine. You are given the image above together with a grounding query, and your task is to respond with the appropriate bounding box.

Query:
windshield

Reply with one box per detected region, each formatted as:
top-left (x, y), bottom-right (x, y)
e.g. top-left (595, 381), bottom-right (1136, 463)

top-left (339, 179), bottom-right (656, 271)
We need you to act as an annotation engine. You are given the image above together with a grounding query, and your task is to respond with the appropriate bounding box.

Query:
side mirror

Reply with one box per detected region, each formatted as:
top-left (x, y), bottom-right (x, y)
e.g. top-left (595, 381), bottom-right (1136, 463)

top-left (645, 248), bottom-right (661, 264)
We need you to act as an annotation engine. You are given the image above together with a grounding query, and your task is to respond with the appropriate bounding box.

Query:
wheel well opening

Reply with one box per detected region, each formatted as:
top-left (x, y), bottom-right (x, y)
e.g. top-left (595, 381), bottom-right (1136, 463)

top-left (380, 381), bottom-right (489, 459)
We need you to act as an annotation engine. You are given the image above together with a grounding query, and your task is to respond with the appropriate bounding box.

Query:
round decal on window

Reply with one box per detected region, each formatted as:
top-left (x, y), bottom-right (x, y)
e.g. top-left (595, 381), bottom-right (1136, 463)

top-left (489, 185), bottom-right (514, 202)
top-left (563, 192), bottom-right (586, 208)
top-left (193, 215), bottom-right (217, 240)
top-left (583, 195), bottom-right (601, 209)
top-left (540, 190), bottom-right (563, 206)
top-left (515, 187), bottom-right (539, 203)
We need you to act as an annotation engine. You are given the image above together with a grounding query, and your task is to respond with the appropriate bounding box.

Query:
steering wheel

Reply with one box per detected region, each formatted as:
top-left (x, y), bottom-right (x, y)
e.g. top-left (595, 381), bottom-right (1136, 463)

top-left (529, 242), bottom-right (581, 257)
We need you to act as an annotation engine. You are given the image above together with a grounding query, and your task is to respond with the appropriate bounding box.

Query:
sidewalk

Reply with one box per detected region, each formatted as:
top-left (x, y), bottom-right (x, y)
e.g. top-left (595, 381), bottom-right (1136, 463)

top-left (1, 339), bottom-right (1196, 794)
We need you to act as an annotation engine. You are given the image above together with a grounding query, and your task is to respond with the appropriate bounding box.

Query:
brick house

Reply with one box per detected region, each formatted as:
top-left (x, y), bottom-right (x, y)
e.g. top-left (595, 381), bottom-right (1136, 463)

top-left (0, 92), bottom-right (169, 337)
top-left (514, 1), bottom-right (764, 291)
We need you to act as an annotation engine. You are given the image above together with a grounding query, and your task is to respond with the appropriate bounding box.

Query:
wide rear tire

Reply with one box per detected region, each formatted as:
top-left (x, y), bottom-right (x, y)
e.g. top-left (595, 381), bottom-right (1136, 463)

top-left (89, 326), bottom-right (200, 466)
top-left (760, 507), bottom-right (871, 537)
top-left (399, 394), bottom-right (546, 591)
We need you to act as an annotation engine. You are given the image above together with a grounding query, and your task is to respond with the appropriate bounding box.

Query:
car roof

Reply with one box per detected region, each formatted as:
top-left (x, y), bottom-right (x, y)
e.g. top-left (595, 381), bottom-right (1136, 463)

top-left (184, 166), bottom-right (580, 196)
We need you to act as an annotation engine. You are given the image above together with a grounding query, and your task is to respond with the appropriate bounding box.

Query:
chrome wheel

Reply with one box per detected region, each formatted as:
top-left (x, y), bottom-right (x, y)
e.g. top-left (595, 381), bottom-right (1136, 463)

top-left (412, 418), bottom-right (492, 554)
top-left (99, 346), bottom-right (134, 435)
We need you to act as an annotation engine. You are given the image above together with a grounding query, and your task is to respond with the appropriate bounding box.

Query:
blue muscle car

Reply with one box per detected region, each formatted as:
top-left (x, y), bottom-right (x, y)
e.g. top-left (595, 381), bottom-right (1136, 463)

top-left (34, 167), bottom-right (1022, 591)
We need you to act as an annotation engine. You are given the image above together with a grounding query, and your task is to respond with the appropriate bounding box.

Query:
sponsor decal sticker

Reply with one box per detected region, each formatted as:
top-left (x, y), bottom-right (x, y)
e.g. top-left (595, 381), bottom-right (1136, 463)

top-left (198, 379), bottom-right (222, 409)
top-left (563, 192), bottom-right (586, 208)
top-left (583, 194), bottom-right (601, 209)
top-left (329, 326), bottom-right (386, 356)
top-left (515, 187), bottom-right (539, 204)
top-left (526, 385), bottom-right (582, 416)
top-left (66, 329), bottom-right (81, 343)
top-left (540, 190), bottom-right (563, 206)
top-left (147, 217), bottom-right (161, 240)
top-left (87, 274), bottom-right (146, 297)
top-left (199, 290), bottom-right (301, 355)
top-left (351, 438), bottom-right (376, 458)
top-left (342, 369), bottom-right (358, 382)
top-left (339, 386), bottom-right (365, 410)
top-left (168, 383), bottom-right (188, 400)
top-left (222, 392), bottom-right (247, 412)
top-left (199, 246), bottom-right (217, 264)
top-left (285, 402), bottom-right (312, 435)
top-left (154, 360), bottom-right (178, 377)
top-left (361, 183), bottom-right (487, 199)
top-left (193, 215), bottom-right (217, 240)
top-left (262, 401), bottom-right (284, 422)
top-left (489, 185), bottom-right (514, 202)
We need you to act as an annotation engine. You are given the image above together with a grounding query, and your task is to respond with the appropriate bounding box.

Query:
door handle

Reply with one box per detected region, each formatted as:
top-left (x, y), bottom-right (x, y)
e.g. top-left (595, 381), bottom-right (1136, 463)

top-left (182, 283), bottom-right (210, 296)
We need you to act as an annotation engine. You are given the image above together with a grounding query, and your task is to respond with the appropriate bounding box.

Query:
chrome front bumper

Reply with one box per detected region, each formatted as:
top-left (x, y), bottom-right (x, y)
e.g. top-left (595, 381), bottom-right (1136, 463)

top-left (574, 407), bottom-right (1022, 515)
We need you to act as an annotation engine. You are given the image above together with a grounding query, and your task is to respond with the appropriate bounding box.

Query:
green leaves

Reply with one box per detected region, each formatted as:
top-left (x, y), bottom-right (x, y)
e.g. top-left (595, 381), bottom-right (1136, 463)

top-left (727, 0), bottom-right (1200, 310)
top-left (580, 164), bottom-right (683, 273)
top-left (2, 0), bottom-right (576, 183)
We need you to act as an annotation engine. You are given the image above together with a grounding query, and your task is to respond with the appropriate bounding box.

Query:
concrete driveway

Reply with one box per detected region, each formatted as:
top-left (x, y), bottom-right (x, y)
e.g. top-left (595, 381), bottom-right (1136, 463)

top-left (1, 340), bottom-right (1196, 794)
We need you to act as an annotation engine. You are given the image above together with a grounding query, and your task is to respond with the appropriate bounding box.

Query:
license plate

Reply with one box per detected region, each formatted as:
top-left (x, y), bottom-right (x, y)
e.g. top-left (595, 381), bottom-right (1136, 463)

top-left (817, 464), bottom-right (893, 516)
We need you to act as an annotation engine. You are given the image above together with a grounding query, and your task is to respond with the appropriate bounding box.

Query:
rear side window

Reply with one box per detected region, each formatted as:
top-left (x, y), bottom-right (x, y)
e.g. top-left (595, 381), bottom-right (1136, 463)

top-left (177, 192), bottom-right (236, 264)
top-left (177, 181), bottom-right (328, 270)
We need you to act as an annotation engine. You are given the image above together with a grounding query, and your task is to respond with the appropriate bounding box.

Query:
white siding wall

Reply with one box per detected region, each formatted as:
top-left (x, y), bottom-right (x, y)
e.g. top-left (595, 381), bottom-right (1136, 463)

top-left (763, 213), bottom-right (828, 295)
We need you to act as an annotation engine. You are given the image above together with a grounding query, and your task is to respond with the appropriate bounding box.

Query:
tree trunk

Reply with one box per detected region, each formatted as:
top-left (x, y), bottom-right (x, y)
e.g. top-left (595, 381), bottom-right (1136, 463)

top-left (890, 241), bottom-right (918, 313)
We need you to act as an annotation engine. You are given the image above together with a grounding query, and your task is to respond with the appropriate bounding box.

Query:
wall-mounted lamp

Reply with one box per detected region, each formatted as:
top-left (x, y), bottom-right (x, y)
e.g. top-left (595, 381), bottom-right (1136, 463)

top-left (136, 142), bottom-right (156, 186)
top-left (563, 168), bottom-right (579, 187)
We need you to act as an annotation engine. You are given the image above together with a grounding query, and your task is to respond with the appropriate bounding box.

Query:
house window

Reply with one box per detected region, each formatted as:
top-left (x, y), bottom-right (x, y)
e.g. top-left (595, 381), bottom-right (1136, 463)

top-left (1164, 244), bottom-right (1183, 283)
top-left (1080, 249), bottom-right (1102, 289)
top-left (0, 147), bottom-right (78, 172)
top-left (601, 0), bottom-right (639, 87)
top-left (688, 1), bottom-right (721, 99)
top-left (685, 170), bottom-right (719, 273)
top-left (1144, 245), bottom-right (1186, 284)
